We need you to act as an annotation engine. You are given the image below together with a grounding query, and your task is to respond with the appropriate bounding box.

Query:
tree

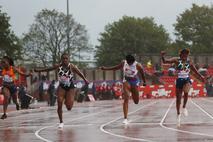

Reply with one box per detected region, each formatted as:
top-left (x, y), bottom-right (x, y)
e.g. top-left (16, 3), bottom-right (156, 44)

top-left (95, 16), bottom-right (170, 66)
top-left (174, 4), bottom-right (213, 54)
top-left (23, 9), bottom-right (90, 67)
top-left (0, 7), bottom-right (22, 60)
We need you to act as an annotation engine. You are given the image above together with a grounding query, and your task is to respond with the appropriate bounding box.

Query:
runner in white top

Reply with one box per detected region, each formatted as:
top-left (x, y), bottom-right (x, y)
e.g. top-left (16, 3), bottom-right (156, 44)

top-left (100, 54), bottom-right (146, 124)
top-left (161, 49), bottom-right (205, 126)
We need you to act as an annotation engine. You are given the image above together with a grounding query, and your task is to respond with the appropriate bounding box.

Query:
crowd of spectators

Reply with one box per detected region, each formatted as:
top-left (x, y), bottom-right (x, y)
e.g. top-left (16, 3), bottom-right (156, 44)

top-left (94, 81), bottom-right (123, 100)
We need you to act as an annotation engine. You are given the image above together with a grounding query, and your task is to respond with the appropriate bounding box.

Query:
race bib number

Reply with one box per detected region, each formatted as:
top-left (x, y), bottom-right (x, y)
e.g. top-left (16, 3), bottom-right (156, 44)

top-left (178, 71), bottom-right (189, 78)
top-left (59, 76), bottom-right (70, 86)
top-left (3, 75), bottom-right (13, 82)
top-left (125, 68), bottom-right (135, 77)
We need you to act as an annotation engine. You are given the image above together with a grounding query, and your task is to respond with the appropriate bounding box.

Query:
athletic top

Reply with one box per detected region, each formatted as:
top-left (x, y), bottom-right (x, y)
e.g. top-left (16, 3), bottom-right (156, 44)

top-left (123, 61), bottom-right (138, 78)
top-left (176, 58), bottom-right (190, 78)
top-left (58, 63), bottom-right (74, 87)
top-left (2, 66), bottom-right (15, 83)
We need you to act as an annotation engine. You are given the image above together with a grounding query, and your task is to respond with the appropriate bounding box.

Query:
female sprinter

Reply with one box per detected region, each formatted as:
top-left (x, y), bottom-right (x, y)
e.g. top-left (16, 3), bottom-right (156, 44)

top-left (161, 49), bottom-right (205, 126)
top-left (0, 56), bottom-right (32, 119)
top-left (34, 52), bottom-right (89, 129)
top-left (100, 54), bottom-right (146, 124)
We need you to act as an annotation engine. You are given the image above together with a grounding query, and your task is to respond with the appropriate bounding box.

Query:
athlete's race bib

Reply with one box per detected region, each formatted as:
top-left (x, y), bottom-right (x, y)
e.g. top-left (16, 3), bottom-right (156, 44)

top-left (178, 71), bottom-right (189, 78)
top-left (3, 75), bottom-right (13, 83)
top-left (124, 68), bottom-right (136, 77)
top-left (59, 76), bottom-right (71, 86)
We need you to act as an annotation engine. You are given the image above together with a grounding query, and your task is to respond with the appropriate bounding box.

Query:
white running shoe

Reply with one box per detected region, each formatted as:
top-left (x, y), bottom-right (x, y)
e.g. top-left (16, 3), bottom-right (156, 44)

top-left (183, 108), bottom-right (188, 116)
top-left (122, 119), bottom-right (129, 125)
top-left (177, 114), bottom-right (181, 127)
top-left (58, 123), bottom-right (64, 129)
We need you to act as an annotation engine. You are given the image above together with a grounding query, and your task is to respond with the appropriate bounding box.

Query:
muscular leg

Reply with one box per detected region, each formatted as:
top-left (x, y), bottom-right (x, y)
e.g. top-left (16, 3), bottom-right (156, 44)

top-left (130, 86), bottom-right (139, 104)
top-left (123, 82), bottom-right (130, 119)
top-left (176, 88), bottom-right (183, 115)
top-left (65, 89), bottom-right (75, 111)
top-left (1, 87), bottom-right (10, 119)
top-left (57, 87), bottom-right (66, 123)
top-left (183, 83), bottom-right (191, 108)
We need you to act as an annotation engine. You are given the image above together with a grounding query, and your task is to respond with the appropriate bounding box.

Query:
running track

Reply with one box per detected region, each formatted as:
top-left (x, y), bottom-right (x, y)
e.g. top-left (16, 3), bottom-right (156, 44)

top-left (1, 98), bottom-right (213, 142)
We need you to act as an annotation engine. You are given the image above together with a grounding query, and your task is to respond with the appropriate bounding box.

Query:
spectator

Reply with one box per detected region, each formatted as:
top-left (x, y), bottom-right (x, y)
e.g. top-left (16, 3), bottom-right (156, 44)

top-left (91, 82), bottom-right (96, 100)
top-left (18, 84), bottom-right (33, 109)
top-left (206, 75), bottom-right (213, 97)
top-left (48, 80), bottom-right (57, 106)
top-left (43, 80), bottom-right (49, 105)
top-left (198, 66), bottom-right (208, 76)
top-left (38, 82), bottom-right (43, 101)
top-left (168, 64), bottom-right (176, 76)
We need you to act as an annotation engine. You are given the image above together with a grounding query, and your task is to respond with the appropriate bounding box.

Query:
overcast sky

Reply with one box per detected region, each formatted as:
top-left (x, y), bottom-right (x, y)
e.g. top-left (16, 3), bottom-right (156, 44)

top-left (0, 0), bottom-right (212, 46)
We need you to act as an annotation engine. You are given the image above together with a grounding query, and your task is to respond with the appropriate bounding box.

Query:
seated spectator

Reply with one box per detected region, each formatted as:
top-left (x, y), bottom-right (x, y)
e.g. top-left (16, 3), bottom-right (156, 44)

top-left (195, 63), bottom-right (200, 70)
top-left (206, 75), bottom-right (213, 97)
top-left (198, 66), bottom-right (208, 76)
top-left (154, 63), bottom-right (163, 76)
top-left (168, 64), bottom-right (176, 76)
top-left (155, 63), bottom-right (161, 71)
top-left (48, 80), bottom-right (57, 106)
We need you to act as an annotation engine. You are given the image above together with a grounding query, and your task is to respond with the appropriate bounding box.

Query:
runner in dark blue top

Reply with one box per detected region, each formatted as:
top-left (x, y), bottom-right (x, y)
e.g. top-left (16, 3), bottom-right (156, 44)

top-left (161, 49), bottom-right (205, 126)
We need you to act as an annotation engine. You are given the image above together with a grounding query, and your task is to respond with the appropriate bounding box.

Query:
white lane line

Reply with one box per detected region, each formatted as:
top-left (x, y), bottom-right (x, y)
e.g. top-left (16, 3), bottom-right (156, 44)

top-left (191, 99), bottom-right (213, 120)
top-left (35, 125), bottom-right (54, 142)
top-left (35, 104), bottom-right (125, 142)
top-left (100, 101), bottom-right (157, 142)
top-left (160, 99), bottom-right (213, 138)
top-left (159, 99), bottom-right (174, 125)
top-left (130, 121), bottom-right (213, 125)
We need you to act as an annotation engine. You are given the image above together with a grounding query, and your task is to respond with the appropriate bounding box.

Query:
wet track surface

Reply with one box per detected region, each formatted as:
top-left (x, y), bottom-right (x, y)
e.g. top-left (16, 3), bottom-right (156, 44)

top-left (1, 98), bottom-right (213, 142)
